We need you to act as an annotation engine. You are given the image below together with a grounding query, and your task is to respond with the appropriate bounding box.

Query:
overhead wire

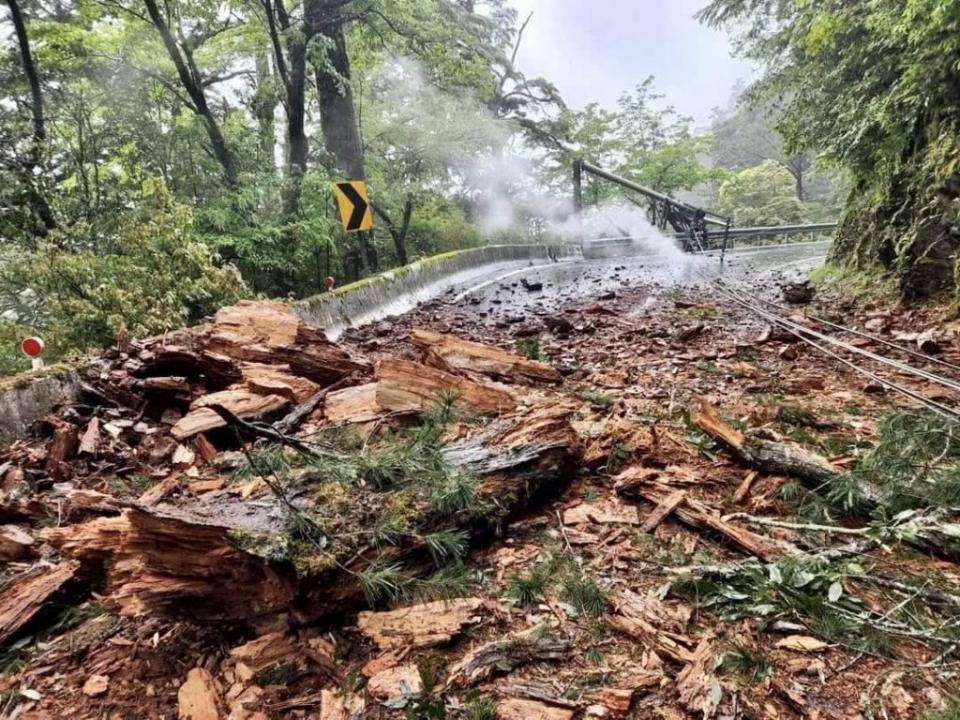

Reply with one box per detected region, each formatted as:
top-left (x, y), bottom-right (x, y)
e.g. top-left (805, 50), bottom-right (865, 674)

top-left (709, 280), bottom-right (960, 422)
top-left (714, 279), bottom-right (960, 395)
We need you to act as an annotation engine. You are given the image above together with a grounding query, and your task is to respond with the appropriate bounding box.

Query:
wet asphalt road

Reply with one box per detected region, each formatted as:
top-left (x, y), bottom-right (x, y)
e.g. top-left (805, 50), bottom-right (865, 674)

top-left (436, 241), bottom-right (829, 320)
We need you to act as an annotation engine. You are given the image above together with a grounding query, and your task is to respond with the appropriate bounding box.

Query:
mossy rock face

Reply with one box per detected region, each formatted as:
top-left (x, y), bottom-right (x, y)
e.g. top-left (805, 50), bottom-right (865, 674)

top-left (0, 367), bottom-right (82, 448)
top-left (831, 125), bottom-right (960, 300)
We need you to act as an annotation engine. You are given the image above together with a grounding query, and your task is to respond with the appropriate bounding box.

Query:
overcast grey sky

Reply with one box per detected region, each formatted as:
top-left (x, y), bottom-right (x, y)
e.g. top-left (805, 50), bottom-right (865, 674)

top-left (507, 0), bottom-right (756, 127)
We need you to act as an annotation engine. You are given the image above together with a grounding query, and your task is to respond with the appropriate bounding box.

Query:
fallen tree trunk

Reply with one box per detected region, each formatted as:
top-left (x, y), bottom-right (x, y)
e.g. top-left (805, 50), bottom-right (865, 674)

top-left (690, 397), bottom-right (882, 504)
top-left (691, 397), bottom-right (839, 485)
top-left (50, 406), bottom-right (579, 624)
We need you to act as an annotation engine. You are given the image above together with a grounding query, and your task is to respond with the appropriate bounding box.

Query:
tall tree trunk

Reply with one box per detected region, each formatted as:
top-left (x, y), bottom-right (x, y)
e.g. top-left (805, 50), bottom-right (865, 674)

top-left (6, 0), bottom-right (56, 233)
top-left (373, 197), bottom-right (413, 266)
top-left (787, 155), bottom-right (806, 202)
top-left (315, 4), bottom-right (376, 272)
top-left (142, 0), bottom-right (238, 189)
top-left (252, 53), bottom-right (277, 167)
top-left (283, 37), bottom-right (309, 218)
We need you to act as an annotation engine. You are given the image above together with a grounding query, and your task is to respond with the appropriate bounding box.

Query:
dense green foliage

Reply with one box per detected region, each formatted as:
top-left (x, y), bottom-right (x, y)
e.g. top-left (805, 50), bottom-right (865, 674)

top-left (699, 0), bottom-right (960, 297)
top-left (714, 160), bottom-right (803, 227)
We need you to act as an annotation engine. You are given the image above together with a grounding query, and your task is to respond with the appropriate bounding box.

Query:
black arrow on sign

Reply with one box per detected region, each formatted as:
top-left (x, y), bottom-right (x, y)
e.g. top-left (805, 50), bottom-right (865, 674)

top-left (336, 182), bottom-right (368, 231)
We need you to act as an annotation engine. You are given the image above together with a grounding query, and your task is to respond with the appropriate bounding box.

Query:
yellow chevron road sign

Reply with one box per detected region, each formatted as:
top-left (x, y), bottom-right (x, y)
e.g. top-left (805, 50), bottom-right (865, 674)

top-left (333, 181), bottom-right (374, 232)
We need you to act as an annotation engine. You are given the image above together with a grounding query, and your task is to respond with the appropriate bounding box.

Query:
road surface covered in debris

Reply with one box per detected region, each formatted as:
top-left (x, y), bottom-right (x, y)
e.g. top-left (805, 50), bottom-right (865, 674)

top-left (3, 240), bottom-right (960, 720)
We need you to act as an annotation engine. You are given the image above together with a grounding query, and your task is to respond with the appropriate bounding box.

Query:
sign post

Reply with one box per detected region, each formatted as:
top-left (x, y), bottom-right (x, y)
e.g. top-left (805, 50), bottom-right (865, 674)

top-left (21, 336), bottom-right (45, 370)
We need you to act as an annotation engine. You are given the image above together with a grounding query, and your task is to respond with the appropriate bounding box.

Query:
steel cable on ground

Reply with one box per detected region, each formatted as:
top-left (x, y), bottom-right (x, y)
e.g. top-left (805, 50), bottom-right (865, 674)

top-left (729, 281), bottom-right (960, 376)
top-left (714, 279), bottom-right (960, 396)
top-left (709, 281), bottom-right (960, 422)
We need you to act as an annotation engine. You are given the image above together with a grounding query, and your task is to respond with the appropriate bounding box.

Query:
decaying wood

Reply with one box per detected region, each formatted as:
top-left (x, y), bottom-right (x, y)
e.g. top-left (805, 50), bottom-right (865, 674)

top-left (275, 377), bottom-right (351, 434)
top-left (376, 357), bottom-right (516, 415)
top-left (732, 471), bottom-right (758, 504)
top-left (172, 390), bottom-right (289, 440)
top-left (51, 407), bottom-right (578, 624)
top-left (495, 698), bottom-right (574, 720)
top-left (367, 663), bottom-right (422, 700)
top-left (0, 524), bottom-right (36, 561)
top-left (228, 631), bottom-right (298, 673)
top-left (691, 397), bottom-right (838, 485)
top-left (446, 631), bottom-right (571, 688)
top-left (324, 383), bottom-right (384, 424)
top-left (497, 679), bottom-right (580, 710)
top-left (319, 689), bottom-right (365, 720)
top-left (640, 490), bottom-right (687, 533)
top-left (240, 362), bottom-right (319, 403)
top-left (411, 327), bottom-right (563, 384)
top-left (626, 485), bottom-right (793, 562)
top-left (78, 417), bottom-right (100, 456)
top-left (206, 301), bottom-right (367, 384)
top-left (45, 419), bottom-right (78, 479)
top-left (608, 588), bottom-right (695, 664)
top-left (43, 515), bottom-right (127, 564)
top-left (177, 667), bottom-right (223, 720)
top-left (674, 639), bottom-right (721, 718)
top-left (0, 560), bottom-right (79, 644)
top-left (138, 473), bottom-right (183, 506)
top-left (357, 597), bottom-right (484, 650)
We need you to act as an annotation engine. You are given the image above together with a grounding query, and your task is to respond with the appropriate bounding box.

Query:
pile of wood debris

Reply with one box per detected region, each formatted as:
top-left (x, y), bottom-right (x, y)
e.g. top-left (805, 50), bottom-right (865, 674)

top-left (1, 283), bottom-right (959, 719)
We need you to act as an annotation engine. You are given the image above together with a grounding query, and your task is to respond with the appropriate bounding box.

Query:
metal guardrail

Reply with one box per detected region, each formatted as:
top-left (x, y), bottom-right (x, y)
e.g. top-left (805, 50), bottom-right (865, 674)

top-left (573, 158), bottom-right (839, 257)
top-left (573, 160), bottom-right (732, 254)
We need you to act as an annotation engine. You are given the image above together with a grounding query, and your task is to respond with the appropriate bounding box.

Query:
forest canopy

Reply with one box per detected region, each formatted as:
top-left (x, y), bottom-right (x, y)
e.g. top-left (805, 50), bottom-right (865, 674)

top-left (1, 0), bottom-right (922, 375)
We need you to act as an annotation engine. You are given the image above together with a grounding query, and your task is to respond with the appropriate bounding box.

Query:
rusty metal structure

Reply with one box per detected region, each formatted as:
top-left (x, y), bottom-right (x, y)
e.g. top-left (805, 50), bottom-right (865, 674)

top-left (573, 159), bottom-right (731, 253)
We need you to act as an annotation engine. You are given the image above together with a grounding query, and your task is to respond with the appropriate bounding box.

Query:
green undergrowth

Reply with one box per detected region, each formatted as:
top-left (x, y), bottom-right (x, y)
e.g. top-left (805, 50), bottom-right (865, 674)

top-left (829, 410), bottom-right (960, 516)
top-left (230, 394), bottom-right (495, 604)
top-left (671, 554), bottom-right (960, 658)
top-left (504, 546), bottom-right (607, 618)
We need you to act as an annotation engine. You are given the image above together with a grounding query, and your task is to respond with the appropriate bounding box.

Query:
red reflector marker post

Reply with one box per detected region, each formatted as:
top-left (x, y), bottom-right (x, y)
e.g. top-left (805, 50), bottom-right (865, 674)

top-left (21, 336), bottom-right (45, 370)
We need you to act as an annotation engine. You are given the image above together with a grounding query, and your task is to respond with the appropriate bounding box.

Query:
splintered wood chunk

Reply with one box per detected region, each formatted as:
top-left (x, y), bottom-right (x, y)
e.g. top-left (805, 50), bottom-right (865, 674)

top-left (583, 687), bottom-right (636, 716)
top-left (228, 632), bottom-right (298, 673)
top-left (732, 471), bottom-right (758, 504)
top-left (240, 362), bottom-right (319, 403)
top-left (496, 699), bottom-right (574, 720)
top-left (172, 444), bottom-right (196, 466)
top-left (0, 524), bottom-right (36, 561)
top-left (446, 631), bottom-right (570, 688)
top-left (194, 434), bottom-right (219, 464)
top-left (78, 417), bottom-right (101, 456)
top-left (376, 358), bottom-right (516, 415)
top-left (324, 384), bottom-right (384, 424)
top-left (211, 300), bottom-right (301, 348)
top-left (177, 667), bottom-right (222, 720)
top-left (0, 561), bottom-right (79, 644)
top-left (367, 664), bottom-right (422, 701)
top-left (139, 473), bottom-right (183, 506)
top-left (410, 328), bottom-right (562, 384)
top-left (172, 390), bottom-right (289, 439)
top-left (640, 490), bottom-right (686, 533)
top-left (675, 640), bottom-right (721, 718)
top-left (82, 674), bottom-right (109, 697)
top-left (319, 689), bottom-right (365, 720)
top-left (42, 516), bottom-right (128, 563)
top-left (690, 397), bottom-right (839, 486)
top-left (207, 300), bottom-right (367, 383)
top-left (45, 420), bottom-right (78, 478)
top-left (629, 487), bottom-right (790, 562)
top-left (357, 597), bottom-right (484, 651)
